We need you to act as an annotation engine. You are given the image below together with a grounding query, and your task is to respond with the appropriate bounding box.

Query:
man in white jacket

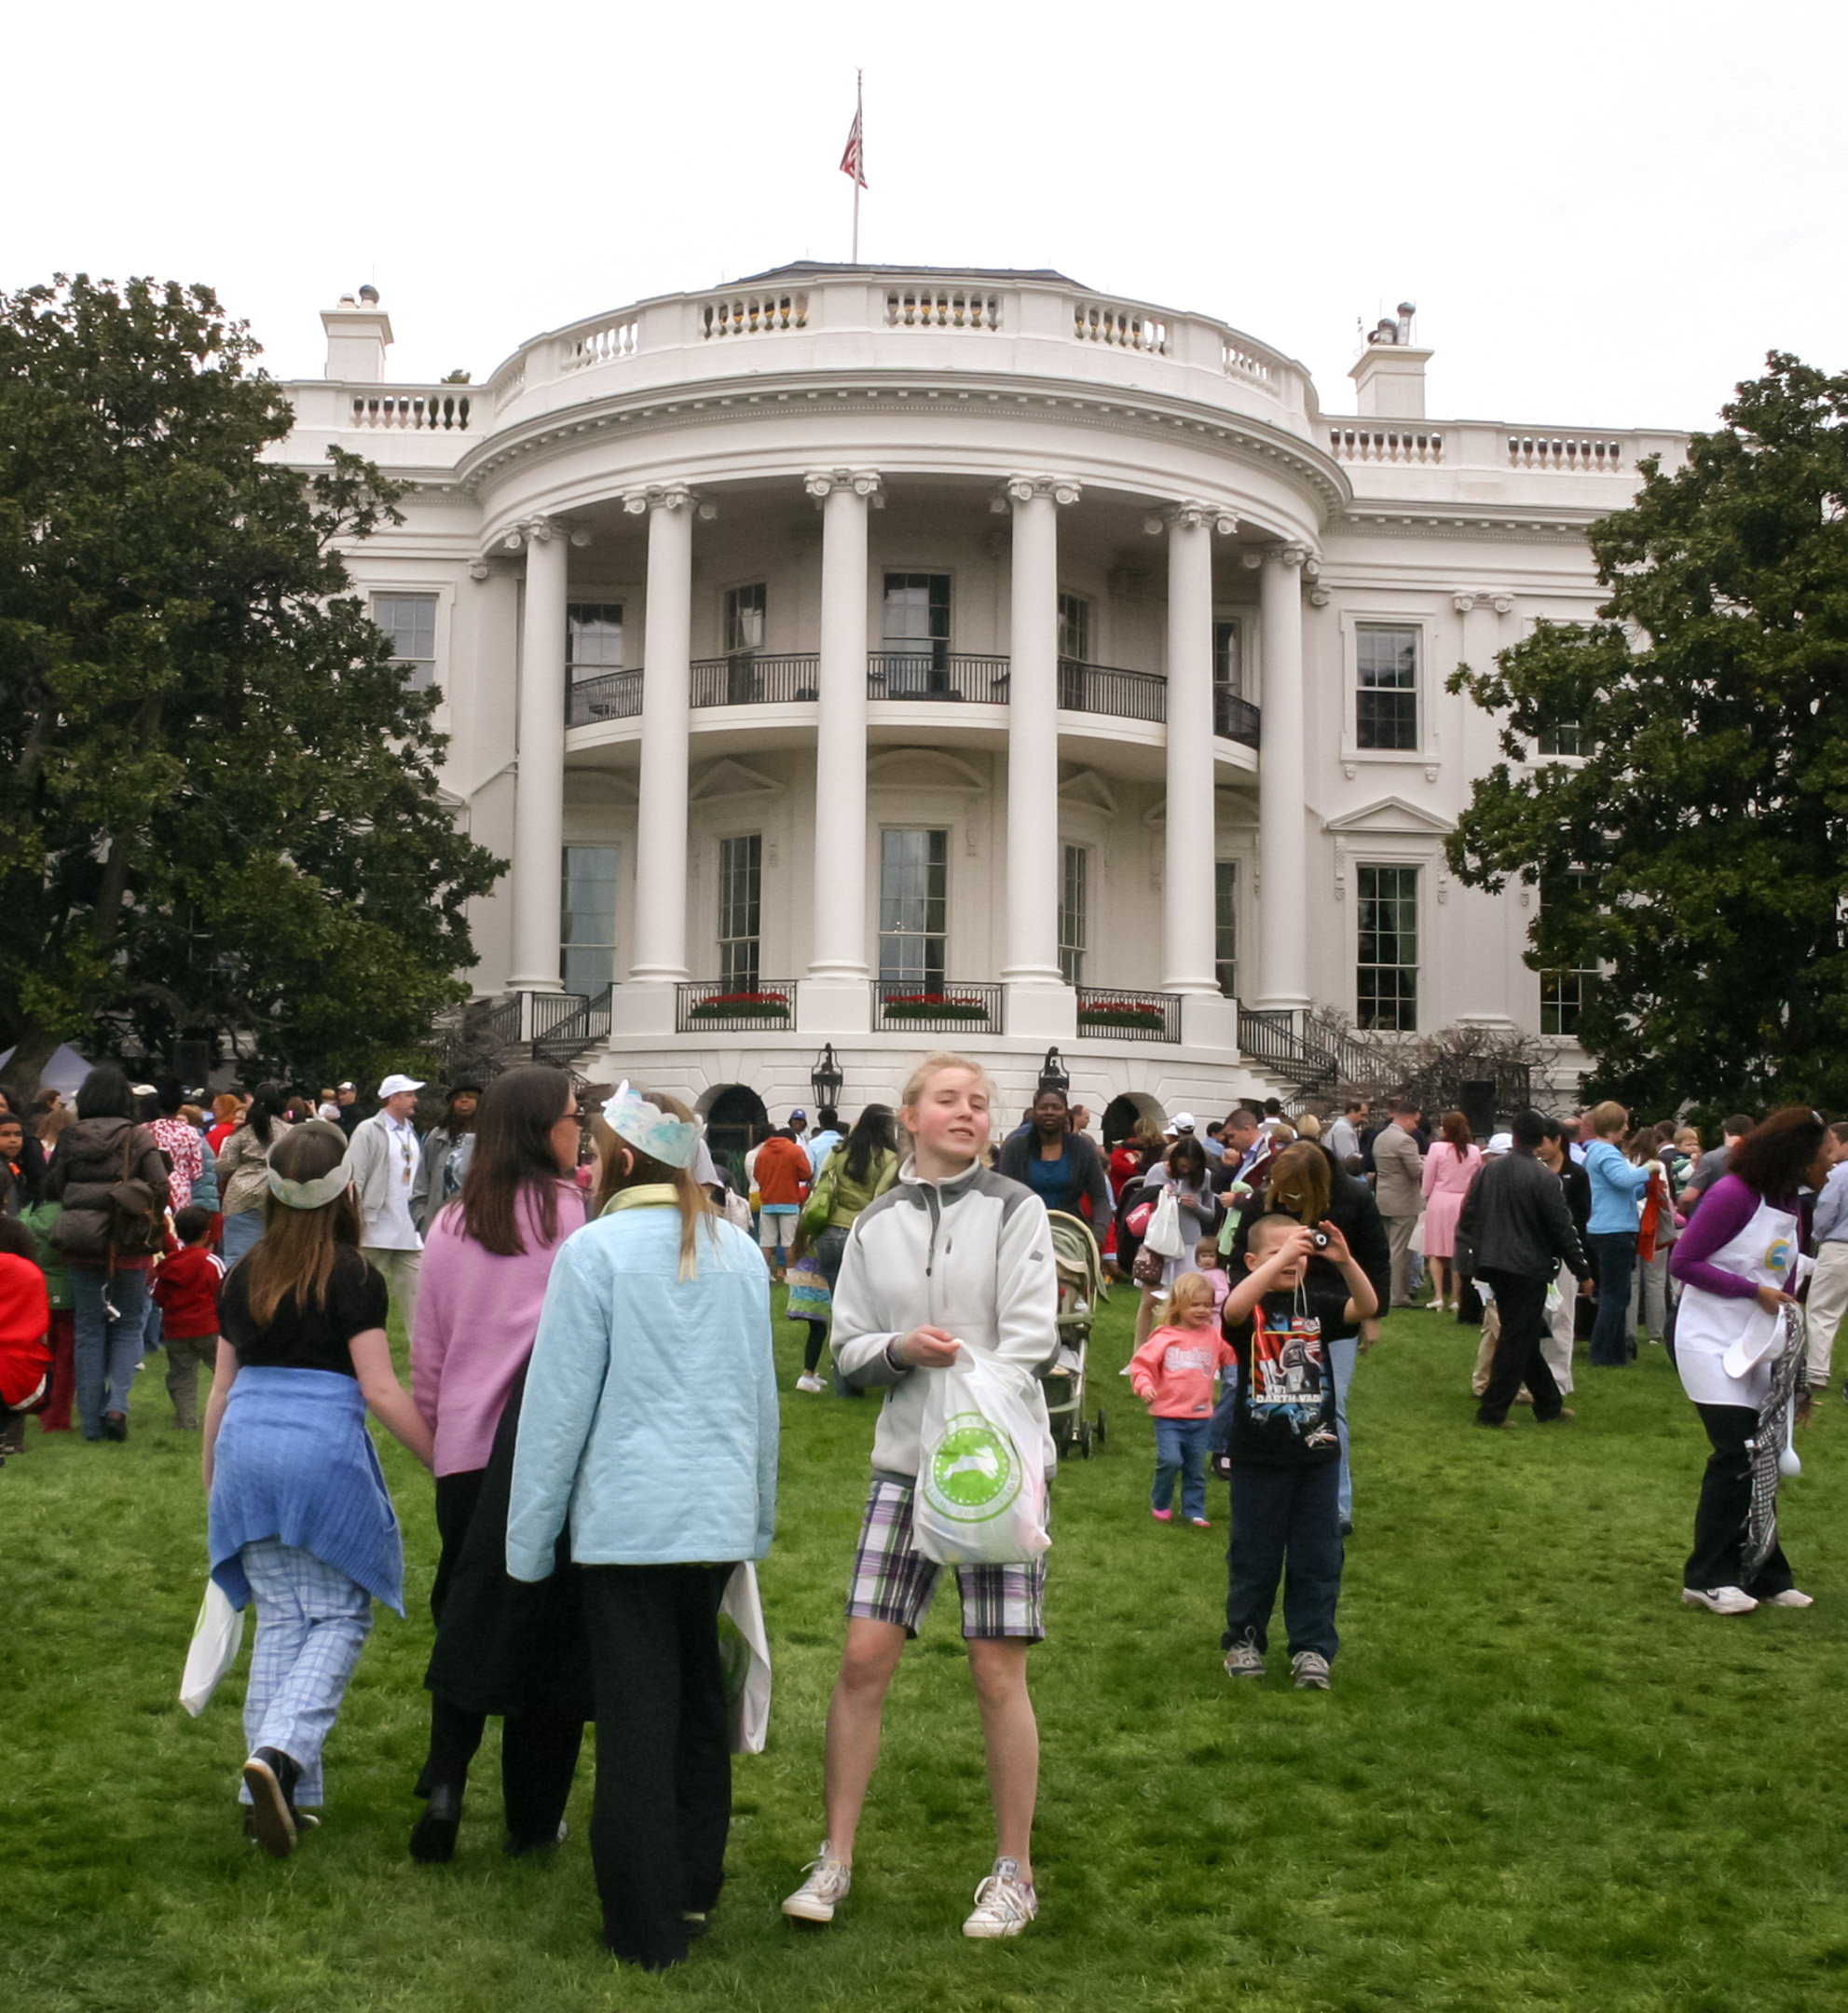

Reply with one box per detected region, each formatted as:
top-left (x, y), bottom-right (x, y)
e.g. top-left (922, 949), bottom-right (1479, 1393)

top-left (782, 1054), bottom-right (1059, 1941)
top-left (347, 1074), bottom-right (426, 1333)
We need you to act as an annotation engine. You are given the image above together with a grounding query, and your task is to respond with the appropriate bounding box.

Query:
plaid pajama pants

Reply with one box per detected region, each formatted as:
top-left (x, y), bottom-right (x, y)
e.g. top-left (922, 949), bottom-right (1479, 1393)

top-left (845, 1477), bottom-right (1047, 1641)
top-left (238, 1539), bottom-right (374, 1808)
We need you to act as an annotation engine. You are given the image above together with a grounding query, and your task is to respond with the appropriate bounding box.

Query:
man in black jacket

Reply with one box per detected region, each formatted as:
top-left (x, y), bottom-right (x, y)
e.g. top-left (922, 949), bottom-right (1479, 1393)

top-left (1458, 1110), bottom-right (1593, 1428)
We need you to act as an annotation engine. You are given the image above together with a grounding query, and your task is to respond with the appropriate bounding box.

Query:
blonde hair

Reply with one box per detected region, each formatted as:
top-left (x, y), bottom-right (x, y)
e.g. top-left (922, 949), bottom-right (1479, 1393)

top-left (1590, 1100), bottom-right (1629, 1139)
top-left (898, 1051), bottom-right (993, 1117)
top-left (1675, 1126), bottom-right (1701, 1152)
top-left (1167, 1272), bottom-right (1216, 1324)
top-left (1263, 1142), bottom-right (1332, 1226)
top-left (593, 1093), bottom-right (716, 1280)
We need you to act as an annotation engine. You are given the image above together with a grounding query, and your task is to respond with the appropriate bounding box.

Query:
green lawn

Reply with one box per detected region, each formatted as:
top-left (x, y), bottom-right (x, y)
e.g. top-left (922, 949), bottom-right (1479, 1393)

top-left (7, 1292), bottom-right (1847, 2013)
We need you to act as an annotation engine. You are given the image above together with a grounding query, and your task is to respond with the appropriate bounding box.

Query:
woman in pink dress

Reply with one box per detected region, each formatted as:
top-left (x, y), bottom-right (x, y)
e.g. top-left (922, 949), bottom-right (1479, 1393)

top-left (1420, 1112), bottom-right (1483, 1312)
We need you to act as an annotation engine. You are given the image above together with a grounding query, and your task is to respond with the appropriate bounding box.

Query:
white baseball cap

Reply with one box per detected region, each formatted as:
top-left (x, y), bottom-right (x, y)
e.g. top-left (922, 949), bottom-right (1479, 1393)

top-left (377, 1074), bottom-right (426, 1099)
top-left (1170, 1112), bottom-right (1197, 1132)
top-left (1485, 1130), bottom-right (1515, 1156)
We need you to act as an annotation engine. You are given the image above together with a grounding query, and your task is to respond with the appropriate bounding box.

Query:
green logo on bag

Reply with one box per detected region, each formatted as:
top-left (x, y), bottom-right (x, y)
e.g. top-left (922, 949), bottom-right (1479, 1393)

top-left (926, 1414), bottom-right (1021, 1522)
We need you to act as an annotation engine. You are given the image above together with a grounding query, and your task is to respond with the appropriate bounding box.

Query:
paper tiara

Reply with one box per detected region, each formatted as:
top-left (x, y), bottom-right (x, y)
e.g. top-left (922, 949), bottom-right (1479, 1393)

top-left (603, 1082), bottom-right (703, 1171)
top-left (267, 1154), bottom-right (355, 1212)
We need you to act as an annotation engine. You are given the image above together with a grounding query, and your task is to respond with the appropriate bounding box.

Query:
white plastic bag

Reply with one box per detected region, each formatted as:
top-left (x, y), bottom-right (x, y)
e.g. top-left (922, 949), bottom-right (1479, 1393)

top-left (718, 1561), bottom-right (773, 1755)
top-left (179, 1580), bottom-right (246, 1718)
top-left (1408, 1213), bottom-right (1426, 1258)
top-left (1144, 1188), bottom-right (1186, 1260)
top-left (913, 1348), bottom-right (1050, 1568)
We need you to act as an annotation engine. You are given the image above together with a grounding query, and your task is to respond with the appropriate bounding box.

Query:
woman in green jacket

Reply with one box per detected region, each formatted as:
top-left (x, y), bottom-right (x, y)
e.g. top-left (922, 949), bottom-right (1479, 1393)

top-left (799, 1106), bottom-right (900, 1395)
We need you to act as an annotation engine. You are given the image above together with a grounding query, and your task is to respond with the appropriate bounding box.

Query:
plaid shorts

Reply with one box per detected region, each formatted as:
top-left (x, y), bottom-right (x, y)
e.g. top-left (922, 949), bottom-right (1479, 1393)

top-left (845, 1477), bottom-right (1047, 1641)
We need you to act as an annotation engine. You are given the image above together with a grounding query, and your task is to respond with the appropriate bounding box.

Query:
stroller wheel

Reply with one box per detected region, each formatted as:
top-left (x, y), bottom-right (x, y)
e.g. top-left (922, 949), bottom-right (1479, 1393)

top-left (1078, 1418), bottom-right (1093, 1459)
top-left (1095, 1408), bottom-right (1107, 1446)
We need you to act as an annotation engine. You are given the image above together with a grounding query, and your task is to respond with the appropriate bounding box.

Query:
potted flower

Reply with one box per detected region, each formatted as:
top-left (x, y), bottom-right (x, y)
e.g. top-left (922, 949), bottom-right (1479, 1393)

top-left (688, 990), bottom-right (792, 1020)
top-left (1077, 999), bottom-right (1170, 1033)
top-left (881, 992), bottom-right (991, 1023)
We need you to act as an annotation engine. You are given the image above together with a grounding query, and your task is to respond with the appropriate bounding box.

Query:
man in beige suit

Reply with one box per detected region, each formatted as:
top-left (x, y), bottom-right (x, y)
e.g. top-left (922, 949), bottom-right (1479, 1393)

top-left (1372, 1101), bottom-right (1427, 1308)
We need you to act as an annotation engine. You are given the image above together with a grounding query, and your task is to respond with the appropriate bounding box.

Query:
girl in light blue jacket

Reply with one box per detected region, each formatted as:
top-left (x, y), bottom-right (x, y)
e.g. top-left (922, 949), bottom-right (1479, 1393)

top-left (507, 1086), bottom-right (776, 1973)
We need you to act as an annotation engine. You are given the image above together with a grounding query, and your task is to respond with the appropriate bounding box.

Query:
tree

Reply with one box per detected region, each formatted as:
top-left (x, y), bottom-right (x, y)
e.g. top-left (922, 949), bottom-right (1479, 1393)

top-left (0, 275), bottom-right (504, 1096)
top-left (1444, 351), bottom-right (1848, 1116)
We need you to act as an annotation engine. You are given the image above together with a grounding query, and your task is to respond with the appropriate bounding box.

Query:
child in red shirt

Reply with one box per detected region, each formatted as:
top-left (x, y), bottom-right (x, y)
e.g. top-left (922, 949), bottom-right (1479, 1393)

top-left (1129, 1271), bottom-right (1236, 1528)
top-left (151, 1205), bottom-right (226, 1431)
top-left (0, 1217), bottom-right (53, 1464)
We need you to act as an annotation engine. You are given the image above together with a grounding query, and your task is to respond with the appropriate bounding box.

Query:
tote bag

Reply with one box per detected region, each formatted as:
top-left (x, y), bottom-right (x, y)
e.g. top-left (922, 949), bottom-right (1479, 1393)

top-left (1144, 1188), bottom-right (1187, 1260)
top-left (718, 1562), bottom-right (773, 1755)
top-left (913, 1349), bottom-right (1050, 1568)
top-left (179, 1580), bottom-right (246, 1717)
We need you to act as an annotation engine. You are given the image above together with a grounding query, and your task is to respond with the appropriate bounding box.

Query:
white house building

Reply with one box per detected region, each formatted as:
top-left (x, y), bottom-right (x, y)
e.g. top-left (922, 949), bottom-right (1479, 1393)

top-left (275, 265), bottom-right (1686, 1141)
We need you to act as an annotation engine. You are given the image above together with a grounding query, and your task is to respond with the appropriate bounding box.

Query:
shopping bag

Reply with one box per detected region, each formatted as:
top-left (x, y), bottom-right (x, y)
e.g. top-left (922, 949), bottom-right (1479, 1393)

top-left (1408, 1213), bottom-right (1426, 1258)
top-left (1144, 1189), bottom-right (1186, 1260)
top-left (179, 1580), bottom-right (246, 1718)
top-left (913, 1348), bottom-right (1050, 1568)
top-left (718, 1561), bottom-right (773, 1755)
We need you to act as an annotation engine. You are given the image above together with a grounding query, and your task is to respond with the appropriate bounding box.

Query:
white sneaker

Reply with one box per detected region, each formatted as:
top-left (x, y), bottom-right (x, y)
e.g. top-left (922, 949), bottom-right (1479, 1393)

top-left (795, 1373), bottom-right (826, 1393)
top-left (963, 1856), bottom-right (1037, 1938)
top-left (1681, 1586), bottom-right (1758, 1614)
top-left (1291, 1650), bottom-right (1332, 1690)
top-left (1222, 1641), bottom-right (1266, 1679)
top-left (1761, 1588), bottom-right (1814, 1608)
top-left (782, 1843), bottom-right (852, 1923)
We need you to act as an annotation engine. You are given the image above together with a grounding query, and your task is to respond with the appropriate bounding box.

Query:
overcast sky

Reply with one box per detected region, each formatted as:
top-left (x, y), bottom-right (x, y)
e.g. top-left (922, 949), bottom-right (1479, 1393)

top-left (10, 0), bottom-right (1842, 433)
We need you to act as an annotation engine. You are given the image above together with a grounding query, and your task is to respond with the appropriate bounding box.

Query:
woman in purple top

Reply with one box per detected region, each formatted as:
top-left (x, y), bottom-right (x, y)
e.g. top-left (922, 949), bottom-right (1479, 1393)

top-left (407, 1064), bottom-right (591, 1861)
top-left (1668, 1107), bottom-right (1830, 1616)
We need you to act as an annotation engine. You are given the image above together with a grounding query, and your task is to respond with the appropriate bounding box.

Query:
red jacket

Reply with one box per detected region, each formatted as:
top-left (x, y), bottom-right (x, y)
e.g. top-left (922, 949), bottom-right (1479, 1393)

top-left (151, 1245), bottom-right (226, 1339)
top-left (0, 1252), bottom-right (52, 1409)
top-left (754, 1136), bottom-right (811, 1208)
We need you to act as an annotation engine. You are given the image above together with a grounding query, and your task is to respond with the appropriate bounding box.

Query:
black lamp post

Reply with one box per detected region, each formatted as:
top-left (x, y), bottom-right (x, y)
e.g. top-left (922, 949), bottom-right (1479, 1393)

top-left (1036, 1046), bottom-right (1070, 1095)
top-left (810, 1042), bottom-right (844, 1112)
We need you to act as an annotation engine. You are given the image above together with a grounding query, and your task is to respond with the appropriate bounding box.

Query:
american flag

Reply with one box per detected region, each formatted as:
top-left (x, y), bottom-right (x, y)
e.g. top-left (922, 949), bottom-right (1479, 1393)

top-left (840, 99), bottom-right (867, 189)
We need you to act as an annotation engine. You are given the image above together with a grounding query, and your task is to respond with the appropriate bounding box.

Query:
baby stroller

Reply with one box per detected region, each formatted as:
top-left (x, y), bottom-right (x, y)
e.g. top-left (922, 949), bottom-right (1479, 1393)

top-left (1043, 1210), bottom-right (1108, 1459)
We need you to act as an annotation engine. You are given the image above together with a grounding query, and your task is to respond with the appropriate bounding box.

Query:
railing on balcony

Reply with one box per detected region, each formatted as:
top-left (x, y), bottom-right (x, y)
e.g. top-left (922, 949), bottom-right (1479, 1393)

top-left (675, 980), bottom-right (798, 1034)
top-left (1058, 659), bottom-right (1165, 723)
top-left (1329, 428), bottom-right (1443, 464)
top-left (1075, 986), bottom-right (1181, 1043)
top-left (531, 987), bottom-right (613, 1065)
top-left (568, 668), bottom-right (644, 726)
top-left (690, 654), bottom-right (820, 707)
top-left (870, 981), bottom-right (1006, 1035)
top-left (1507, 434), bottom-right (1625, 472)
top-left (886, 287), bottom-right (1002, 330)
top-left (1214, 687), bottom-right (1261, 748)
top-left (349, 390), bottom-right (472, 431)
top-left (867, 653), bottom-right (1010, 704)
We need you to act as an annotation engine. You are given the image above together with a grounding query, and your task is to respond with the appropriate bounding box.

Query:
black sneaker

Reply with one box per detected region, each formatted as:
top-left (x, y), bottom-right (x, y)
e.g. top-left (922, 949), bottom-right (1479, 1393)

top-left (409, 1783), bottom-right (462, 1864)
top-left (243, 1747), bottom-right (301, 1859)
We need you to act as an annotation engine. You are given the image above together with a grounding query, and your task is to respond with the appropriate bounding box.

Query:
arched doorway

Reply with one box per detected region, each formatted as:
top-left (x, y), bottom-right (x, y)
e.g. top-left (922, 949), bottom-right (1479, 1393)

top-left (702, 1084), bottom-right (769, 1187)
top-left (1102, 1090), bottom-right (1166, 1148)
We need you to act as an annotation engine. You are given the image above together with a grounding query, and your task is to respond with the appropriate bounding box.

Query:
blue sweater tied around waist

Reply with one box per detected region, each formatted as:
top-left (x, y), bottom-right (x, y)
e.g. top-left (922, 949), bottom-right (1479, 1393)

top-left (208, 1366), bottom-right (405, 1615)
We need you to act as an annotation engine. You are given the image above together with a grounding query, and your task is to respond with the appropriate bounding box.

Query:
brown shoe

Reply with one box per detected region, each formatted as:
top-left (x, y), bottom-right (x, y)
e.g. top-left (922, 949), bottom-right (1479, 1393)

top-left (1538, 1408), bottom-right (1577, 1424)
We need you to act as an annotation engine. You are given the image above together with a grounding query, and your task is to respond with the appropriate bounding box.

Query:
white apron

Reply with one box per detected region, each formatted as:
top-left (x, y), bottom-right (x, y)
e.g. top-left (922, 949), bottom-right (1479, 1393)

top-left (1674, 1197), bottom-right (1799, 1408)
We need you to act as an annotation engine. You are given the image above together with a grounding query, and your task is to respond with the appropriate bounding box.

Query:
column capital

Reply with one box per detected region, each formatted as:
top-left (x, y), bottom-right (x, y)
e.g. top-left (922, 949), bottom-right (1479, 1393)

top-left (1452, 590), bottom-right (1514, 614)
top-left (1000, 474), bottom-right (1082, 508)
top-left (501, 514), bottom-right (590, 552)
top-left (803, 467), bottom-right (883, 502)
top-left (622, 482), bottom-right (714, 519)
top-left (1143, 499), bottom-right (1238, 537)
top-left (1241, 541), bottom-right (1311, 570)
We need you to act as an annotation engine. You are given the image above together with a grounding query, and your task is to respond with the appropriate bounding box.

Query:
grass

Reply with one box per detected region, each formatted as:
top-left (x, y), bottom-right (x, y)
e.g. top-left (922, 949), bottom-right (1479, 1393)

top-left (7, 1290), bottom-right (1848, 2013)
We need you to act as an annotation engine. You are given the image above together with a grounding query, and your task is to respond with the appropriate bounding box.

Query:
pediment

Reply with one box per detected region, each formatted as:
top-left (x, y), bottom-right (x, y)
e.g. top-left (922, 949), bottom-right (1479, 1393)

top-left (1059, 767), bottom-right (1118, 814)
top-left (564, 769), bottom-right (639, 808)
top-left (691, 759), bottom-right (783, 801)
top-left (867, 747), bottom-right (986, 791)
top-left (1322, 795), bottom-right (1455, 837)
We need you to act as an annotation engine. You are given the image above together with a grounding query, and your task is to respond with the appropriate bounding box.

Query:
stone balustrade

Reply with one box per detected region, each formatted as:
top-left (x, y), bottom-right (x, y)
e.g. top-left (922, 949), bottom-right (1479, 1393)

top-left (347, 389), bottom-right (472, 431)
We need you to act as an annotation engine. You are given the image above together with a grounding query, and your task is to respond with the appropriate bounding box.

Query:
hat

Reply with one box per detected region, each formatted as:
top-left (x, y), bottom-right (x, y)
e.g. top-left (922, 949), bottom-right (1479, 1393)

top-left (1170, 1112), bottom-right (1197, 1132)
top-left (789, 1107), bottom-right (807, 1122)
top-left (337, 1081), bottom-right (355, 1091)
top-left (603, 1082), bottom-right (703, 1171)
top-left (131, 1083), bottom-right (158, 1098)
top-left (1162, 1122), bottom-right (1178, 1138)
top-left (1485, 1130), bottom-right (1515, 1156)
top-left (447, 1076), bottom-right (485, 1095)
top-left (377, 1074), bottom-right (425, 1099)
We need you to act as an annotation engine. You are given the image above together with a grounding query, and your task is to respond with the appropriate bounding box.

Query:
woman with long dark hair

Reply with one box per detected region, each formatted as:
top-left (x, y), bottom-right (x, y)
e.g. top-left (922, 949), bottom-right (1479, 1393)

top-left (994, 1088), bottom-right (1114, 1226)
top-left (216, 1082), bottom-right (290, 1266)
top-left (796, 1104), bottom-right (899, 1393)
top-left (203, 1121), bottom-right (432, 1856)
top-left (407, 1065), bottom-right (590, 1863)
top-left (1668, 1106), bottom-right (1829, 1614)
top-left (1134, 1135), bottom-right (1218, 1349)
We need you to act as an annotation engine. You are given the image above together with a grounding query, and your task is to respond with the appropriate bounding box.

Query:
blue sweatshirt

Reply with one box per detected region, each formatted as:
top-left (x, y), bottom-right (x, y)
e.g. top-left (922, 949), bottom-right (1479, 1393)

top-left (1582, 1139), bottom-right (1650, 1237)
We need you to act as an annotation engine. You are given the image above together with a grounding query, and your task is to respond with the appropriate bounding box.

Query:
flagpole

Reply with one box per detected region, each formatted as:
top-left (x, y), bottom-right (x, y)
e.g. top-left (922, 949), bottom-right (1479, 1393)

top-left (852, 70), bottom-right (862, 263)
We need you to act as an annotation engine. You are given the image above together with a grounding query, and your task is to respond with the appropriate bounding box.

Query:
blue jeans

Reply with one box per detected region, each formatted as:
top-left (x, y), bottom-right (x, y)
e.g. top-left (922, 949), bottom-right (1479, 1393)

top-left (1152, 1417), bottom-right (1211, 1520)
top-left (1587, 1232), bottom-right (1636, 1366)
top-left (1325, 1335), bottom-right (1358, 1525)
top-left (1223, 1459), bottom-right (1343, 1662)
top-left (222, 1211), bottom-right (266, 1267)
top-left (71, 1266), bottom-right (150, 1437)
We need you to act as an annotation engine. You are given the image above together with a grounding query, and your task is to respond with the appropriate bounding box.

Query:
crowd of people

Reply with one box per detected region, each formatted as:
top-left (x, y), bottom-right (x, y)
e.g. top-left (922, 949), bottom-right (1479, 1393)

top-left (0, 1057), bottom-right (1837, 1966)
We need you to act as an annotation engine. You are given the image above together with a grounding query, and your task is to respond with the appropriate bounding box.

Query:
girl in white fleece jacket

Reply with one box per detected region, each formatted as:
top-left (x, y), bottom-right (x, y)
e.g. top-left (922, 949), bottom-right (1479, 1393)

top-left (781, 1053), bottom-right (1059, 1943)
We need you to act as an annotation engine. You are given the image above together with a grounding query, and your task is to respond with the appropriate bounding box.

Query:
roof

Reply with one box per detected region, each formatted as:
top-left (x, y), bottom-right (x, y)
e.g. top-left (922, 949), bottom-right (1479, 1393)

top-left (732, 260), bottom-right (1086, 288)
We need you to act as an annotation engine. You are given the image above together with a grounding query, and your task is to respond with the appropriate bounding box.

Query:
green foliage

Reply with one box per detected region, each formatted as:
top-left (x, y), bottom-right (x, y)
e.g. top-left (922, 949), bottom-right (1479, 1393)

top-left (0, 274), bottom-right (503, 1088)
top-left (1446, 352), bottom-right (1848, 1116)
top-left (5, 1296), bottom-right (1848, 2012)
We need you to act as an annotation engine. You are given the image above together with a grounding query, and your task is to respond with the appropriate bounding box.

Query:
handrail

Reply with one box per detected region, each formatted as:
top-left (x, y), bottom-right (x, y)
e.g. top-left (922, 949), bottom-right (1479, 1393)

top-left (1057, 659), bottom-right (1165, 723)
top-left (568, 667), bottom-right (643, 726)
top-left (690, 654), bottom-right (820, 706)
top-left (867, 653), bottom-right (1010, 704)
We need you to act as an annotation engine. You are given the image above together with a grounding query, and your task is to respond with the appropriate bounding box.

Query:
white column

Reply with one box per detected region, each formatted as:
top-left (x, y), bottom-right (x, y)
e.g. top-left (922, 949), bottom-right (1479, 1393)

top-left (1255, 543), bottom-right (1309, 1010)
top-left (1003, 476), bottom-right (1080, 1038)
top-left (805, 470), bottom-right (878, 988)
top-left (623, 485), bottom-right (696, 1002)
top-left (508, 518), bottom-right (568, 993)
top-left (1162, 502), bottom-right (1230, 998)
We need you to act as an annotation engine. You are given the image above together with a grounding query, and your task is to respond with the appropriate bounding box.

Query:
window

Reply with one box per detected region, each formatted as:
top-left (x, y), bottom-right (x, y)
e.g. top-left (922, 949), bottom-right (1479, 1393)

top-left (1537, 704), bottom-right (1584, 758)
top-left (724, 583), bottom-right (766, 656)
top-left (882, 573), bottom-right (951, 693)
top-left (1057, 593), bottom-right (1090, 664)
top-left (560, 845), bottom-right (619, 995)
top-left (1215, 861), bottom-right (1239, 998)
top-left (1357, 865), bottom-right (1417, 1030)
top-left (567, 604), bottom-right (623, 685)
top-left (718, 834), bottom-right (762, 991)
top-left (1059, 844), bottom-right (1088, 985)
top-left (1539, 870), bottom-right (1597, 1036)
top-left (1355, 623), bottom-right (1418, 751)
top-left (879, 828), bottom-right (948, 988)
top-left (1214, 620), bottom-right (1242, 692)
top-left (374, 594), bottom-right (437, 691)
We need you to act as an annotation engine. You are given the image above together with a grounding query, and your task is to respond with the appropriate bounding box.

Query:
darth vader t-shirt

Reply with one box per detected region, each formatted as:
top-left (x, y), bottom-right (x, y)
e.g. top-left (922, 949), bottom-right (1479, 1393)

top-left (1214, 1283), bottom-right (1348, 1468)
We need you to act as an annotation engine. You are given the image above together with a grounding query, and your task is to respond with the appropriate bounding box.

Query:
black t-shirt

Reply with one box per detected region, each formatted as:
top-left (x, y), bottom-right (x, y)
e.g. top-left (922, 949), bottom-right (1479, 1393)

top-left (1214, 1281), bottom-right (1350, 1468)
top-left (217, 1248), bottom-right (390, 1378)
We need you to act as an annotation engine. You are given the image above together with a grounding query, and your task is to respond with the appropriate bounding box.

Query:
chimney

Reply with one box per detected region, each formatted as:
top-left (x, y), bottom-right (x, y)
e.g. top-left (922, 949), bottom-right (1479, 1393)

top-left (321, 290), bottom-right (394, 383)
top-left (1349, 303), bottom-right (1430, 418)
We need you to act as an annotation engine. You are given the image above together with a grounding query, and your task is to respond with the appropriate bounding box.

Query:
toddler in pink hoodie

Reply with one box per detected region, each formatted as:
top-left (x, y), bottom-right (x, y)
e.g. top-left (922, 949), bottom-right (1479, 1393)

top-left (1129, 1271), bottom-right (1237, 1527)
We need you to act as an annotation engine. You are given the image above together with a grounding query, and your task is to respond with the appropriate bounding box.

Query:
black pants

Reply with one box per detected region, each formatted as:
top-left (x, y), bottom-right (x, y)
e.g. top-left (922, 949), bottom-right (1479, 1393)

top-left (1686, 1403), bottom-right (1794, 1596)
top-left (1223, 1461), bottom-right (1342, 1661)
top-left (1477, 1268), bottom-right (1565, 1424)
top-left (581, 1563), bottom-right (735, 1969)
top-left (801, 1320), bottom-right (828, 1373)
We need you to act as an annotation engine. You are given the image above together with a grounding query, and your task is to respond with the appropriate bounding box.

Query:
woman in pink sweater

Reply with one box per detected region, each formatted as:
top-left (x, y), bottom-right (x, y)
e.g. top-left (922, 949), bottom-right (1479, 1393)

top-left (407, 1064), bottom-right (590, 1864)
